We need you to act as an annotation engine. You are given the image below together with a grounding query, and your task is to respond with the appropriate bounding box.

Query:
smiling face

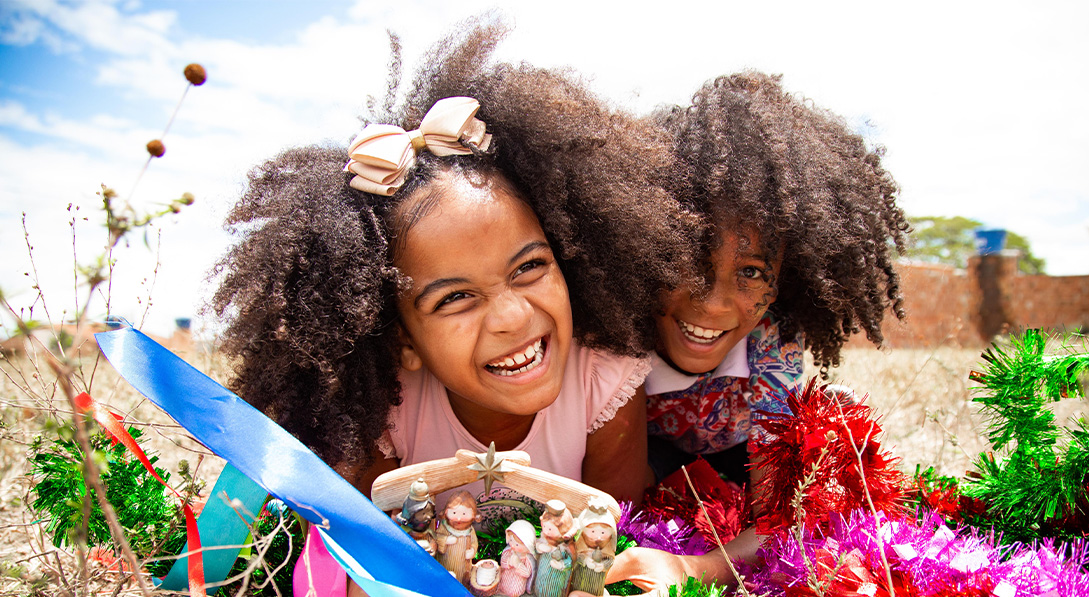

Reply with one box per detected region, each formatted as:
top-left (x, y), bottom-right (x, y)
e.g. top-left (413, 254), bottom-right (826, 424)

top-left (394, 170), bottom-right (573, 433)
top-left (655, 226), bottom-right (781, 375)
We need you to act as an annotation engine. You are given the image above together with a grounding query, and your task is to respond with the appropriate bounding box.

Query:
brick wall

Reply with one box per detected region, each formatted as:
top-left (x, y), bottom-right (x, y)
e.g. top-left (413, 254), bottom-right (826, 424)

top-left (851, 253), bottom-right (1089, 348)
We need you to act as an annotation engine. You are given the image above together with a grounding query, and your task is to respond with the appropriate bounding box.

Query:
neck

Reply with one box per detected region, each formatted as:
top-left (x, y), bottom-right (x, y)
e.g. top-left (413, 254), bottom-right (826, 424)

top-left (446, 390), bottom-right (536, 451)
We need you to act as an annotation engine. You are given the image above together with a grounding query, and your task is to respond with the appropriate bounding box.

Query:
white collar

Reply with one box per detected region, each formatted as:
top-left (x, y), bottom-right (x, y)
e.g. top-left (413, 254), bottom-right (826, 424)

top-left (645, 339), bottom-right (749, 395)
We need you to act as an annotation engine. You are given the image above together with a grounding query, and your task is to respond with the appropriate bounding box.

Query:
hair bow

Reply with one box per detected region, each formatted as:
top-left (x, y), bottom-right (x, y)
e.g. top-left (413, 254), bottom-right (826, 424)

top-left (345, 96), bottom-right (493, 196)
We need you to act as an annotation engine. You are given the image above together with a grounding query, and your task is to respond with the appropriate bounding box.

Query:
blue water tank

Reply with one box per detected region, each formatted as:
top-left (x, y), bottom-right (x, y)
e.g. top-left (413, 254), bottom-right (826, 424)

top-left (974, 228), bottom-right (1007, 255)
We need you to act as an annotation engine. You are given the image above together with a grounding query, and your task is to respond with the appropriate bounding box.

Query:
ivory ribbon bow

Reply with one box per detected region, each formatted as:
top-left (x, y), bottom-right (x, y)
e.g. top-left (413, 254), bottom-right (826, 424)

top-left (346, 96), bottom-right (493, 196)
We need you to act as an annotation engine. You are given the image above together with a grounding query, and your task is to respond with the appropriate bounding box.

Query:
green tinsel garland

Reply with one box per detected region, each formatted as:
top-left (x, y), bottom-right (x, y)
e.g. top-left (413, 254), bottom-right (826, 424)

top-left (28, 423), bottom-right (184, 574)
top-left (963, 329), bottom-right (1089, 542)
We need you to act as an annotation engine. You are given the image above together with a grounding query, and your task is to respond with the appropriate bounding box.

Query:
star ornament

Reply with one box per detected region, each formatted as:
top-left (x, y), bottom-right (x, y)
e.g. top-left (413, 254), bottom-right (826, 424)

top-left (467, 442), bottom-right (516, 496)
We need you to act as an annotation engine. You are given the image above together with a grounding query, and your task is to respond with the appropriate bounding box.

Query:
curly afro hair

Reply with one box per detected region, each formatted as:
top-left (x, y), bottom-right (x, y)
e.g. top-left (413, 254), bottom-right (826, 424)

top-left (208, 17), bottom-right (700, 470)
top-left (657, 71), bottom-right (911, 373)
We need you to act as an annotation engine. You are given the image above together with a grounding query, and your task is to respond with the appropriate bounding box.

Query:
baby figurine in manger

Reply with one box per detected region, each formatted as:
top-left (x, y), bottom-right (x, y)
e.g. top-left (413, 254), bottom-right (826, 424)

top-left (372, 443), bottom-right (620, 596)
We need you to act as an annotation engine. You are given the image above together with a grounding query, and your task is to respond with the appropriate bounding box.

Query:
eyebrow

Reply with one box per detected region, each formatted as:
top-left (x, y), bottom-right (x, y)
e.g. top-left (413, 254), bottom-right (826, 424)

top-left (414, 276), bottom-right (470, 310)
top-left (412, 240), bottom-right (552, 310)
top-left (508, 240), bottom-right (551, 267)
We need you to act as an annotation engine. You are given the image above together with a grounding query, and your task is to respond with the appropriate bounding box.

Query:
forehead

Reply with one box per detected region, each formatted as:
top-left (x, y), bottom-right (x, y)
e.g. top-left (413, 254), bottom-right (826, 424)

top-left (711, 225), bottom-right (764, 257)
top-left (393, 175), bottom-right (546, 272)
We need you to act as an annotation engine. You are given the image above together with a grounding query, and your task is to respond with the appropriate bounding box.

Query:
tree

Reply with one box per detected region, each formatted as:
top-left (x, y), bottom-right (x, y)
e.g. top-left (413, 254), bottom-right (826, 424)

top-left (906, 216), bottom-right (1046, 275)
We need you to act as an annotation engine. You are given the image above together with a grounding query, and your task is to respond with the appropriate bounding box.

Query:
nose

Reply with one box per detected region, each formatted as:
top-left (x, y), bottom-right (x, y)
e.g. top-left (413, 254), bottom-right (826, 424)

top-left (692, 280), bottom-right (735, 316)
top-left (485, 288), bottom-right (533, 334)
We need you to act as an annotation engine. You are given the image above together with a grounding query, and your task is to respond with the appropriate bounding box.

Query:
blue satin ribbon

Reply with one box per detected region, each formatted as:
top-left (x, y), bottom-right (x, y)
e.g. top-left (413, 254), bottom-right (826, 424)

top-left (95, 327), bottom-right (469, 597)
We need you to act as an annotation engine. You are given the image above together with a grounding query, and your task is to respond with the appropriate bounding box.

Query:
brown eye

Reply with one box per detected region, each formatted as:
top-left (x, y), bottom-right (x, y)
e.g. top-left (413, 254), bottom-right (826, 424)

top-left (515, 259), bottom-right (545, 276)
top-left (436, 291), bottom-right (471, 309)
top-left (740, 266), bottom-right (764, 280)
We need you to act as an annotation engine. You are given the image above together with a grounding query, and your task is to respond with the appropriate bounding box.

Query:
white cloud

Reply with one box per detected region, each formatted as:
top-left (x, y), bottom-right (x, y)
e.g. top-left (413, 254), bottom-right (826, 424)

top-left (3, 0), bottom-right (1088, 338)
top-left (1, 0), bottom-right (175, 55)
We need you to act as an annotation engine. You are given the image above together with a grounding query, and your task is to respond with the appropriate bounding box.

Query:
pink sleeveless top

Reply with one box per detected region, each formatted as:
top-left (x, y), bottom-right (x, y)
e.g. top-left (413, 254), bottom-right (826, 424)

top-left (380, 342), bottom-right (650, 501)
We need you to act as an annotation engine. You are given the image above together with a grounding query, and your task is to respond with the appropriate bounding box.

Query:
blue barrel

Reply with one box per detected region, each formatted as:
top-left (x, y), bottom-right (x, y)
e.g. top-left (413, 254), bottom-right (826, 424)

top-left (974, 228), bottom-right (1007, 255)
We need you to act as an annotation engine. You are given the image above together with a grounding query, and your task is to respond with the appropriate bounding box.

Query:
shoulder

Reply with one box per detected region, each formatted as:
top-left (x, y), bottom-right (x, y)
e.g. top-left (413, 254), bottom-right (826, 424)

top-left (571, 343), bottom-right (650, 433)
top-left (573, 343), bottom-right (650, 398)
top-left (747, 313), bottom-right (805, 380)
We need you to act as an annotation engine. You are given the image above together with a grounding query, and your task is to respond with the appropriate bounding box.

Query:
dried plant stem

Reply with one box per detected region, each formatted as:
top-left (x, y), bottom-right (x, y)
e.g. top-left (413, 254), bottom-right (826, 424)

top-left (792, 446), bottom-right (829, 596)
top-left (926, 410), bottom-right (973, 460)
top-left (20, 213), bottom-right (64, 352)
top-left (44, 356), bottom-right (153, 597)
top-left (126, 83), bottom-right (190, 203)
top-left (679, 465), bottom-right (752, 596)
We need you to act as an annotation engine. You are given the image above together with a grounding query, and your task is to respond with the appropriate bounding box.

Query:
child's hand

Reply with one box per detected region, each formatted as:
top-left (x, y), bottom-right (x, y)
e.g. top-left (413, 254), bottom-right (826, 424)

top-left (604, 547), bottom-right (688, 594)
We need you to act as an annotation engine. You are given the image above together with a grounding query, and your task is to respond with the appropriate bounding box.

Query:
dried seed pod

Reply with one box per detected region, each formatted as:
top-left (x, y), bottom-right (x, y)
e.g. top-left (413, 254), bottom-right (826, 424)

top-left (184, 63), bottom-right (207, 86)
top-left (146, 140), bottom-right (165, 157)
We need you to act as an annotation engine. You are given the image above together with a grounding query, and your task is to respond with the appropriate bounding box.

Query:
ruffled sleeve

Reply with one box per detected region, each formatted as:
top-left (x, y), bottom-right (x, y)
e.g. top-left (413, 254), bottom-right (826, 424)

top-left (585, 350), bottom-right (651, 433)
top-left (375, 428), bottom-right (398, 460)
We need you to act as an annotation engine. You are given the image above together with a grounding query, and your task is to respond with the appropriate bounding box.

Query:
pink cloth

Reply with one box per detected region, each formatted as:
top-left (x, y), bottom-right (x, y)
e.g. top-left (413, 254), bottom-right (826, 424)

top-left (293, 526), bottom-right (347, 597)
top-left (382, 342), bottom-right (649, 504)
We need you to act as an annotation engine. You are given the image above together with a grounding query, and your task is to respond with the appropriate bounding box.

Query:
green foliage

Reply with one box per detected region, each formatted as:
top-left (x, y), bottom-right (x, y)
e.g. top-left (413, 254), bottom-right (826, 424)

top-left (27, 423), bottom-right (183, 562)
top-left (906, 215), bottom-right (1046, 274)
top-left (962, 330), bottom-right (1089, 542)
top-left (666, 575), bottom-right (726, 597)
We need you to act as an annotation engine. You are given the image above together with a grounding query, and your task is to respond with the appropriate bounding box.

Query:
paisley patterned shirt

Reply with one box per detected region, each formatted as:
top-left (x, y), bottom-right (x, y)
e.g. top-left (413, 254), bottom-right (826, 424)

top-left (646, 314), bottom-right (804, 454)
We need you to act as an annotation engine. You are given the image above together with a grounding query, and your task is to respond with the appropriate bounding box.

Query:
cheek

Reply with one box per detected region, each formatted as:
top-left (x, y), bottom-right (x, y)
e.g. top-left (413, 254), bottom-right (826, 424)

top-left (658, 287), bottom-right (695, 319)
top-left (742, 288), bottom-right (776, 319)
top-left (662, 288), bottom-right (691, 311)
top-left (542, 270), bottom-right (571, 312)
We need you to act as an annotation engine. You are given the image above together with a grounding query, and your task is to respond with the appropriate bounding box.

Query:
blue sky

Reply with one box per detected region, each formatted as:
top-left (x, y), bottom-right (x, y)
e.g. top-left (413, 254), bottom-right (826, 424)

top-left (2, 0), bottom-right (1087, 338)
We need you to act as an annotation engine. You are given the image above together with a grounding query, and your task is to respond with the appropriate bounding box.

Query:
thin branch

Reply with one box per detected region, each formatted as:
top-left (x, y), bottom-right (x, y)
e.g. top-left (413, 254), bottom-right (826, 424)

top-left (680, 465), bottom-right (752, 596)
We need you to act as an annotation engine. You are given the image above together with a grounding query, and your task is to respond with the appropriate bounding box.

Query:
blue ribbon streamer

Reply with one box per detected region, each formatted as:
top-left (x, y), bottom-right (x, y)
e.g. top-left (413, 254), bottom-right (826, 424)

top-left (95, 327), bottom-right (469, 597)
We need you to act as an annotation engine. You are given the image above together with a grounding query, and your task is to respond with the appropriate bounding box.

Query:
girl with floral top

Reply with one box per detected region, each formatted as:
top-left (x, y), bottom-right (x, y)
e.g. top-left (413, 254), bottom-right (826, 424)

top-left (612, 70), bottom-right (911, 592)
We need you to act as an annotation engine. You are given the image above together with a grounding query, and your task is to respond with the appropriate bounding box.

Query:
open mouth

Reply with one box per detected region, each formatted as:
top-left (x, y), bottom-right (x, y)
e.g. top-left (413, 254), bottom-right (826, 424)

top-left (677, 319), bottom-right (726, 345)
top-left (485, 337), bottom-right (546, 377)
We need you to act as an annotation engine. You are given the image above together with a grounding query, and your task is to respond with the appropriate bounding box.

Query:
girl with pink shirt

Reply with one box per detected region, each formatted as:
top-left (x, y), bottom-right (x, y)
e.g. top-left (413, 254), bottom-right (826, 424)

top-left (211, 19), bottom-right (697, 511)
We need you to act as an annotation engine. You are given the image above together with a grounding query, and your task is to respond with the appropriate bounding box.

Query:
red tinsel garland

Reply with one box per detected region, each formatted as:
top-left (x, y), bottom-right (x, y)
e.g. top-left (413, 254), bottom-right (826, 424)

top-left (751, 378), bottom-right (909, 535)
top-left (641, 457), bottom-right (750, 547)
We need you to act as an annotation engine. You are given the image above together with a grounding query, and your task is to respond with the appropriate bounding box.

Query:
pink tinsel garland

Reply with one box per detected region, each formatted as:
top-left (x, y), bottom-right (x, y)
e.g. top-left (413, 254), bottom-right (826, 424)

top-left (747, 509), bottom-right (1089, 597)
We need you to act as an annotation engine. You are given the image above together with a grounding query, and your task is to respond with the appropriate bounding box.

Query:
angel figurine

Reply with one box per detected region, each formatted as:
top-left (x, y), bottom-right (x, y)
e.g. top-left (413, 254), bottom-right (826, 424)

top-left (568, 497), bottom-right (617, 596)
top-left (533, 500), bottom-right (576, 597)
top-left (434, 490), bottom-right (480, 585)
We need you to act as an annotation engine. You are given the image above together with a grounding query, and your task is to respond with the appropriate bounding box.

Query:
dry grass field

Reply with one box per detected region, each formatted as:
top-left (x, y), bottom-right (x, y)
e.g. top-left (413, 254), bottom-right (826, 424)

top-left (0, 336), bottom-right (1085, 596)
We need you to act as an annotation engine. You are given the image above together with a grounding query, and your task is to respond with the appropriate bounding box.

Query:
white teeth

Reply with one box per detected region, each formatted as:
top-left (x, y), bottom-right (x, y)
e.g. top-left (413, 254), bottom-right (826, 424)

top-left (679, 320), bottom-right (725, 344)
top-left (487, 339), bottom-right (545, 375)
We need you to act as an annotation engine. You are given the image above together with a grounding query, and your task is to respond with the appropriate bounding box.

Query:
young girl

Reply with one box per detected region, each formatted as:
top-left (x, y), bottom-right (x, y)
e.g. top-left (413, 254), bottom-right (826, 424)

top-left (210, 19), bottom-right (696, 509)
top-left (609, 71), bottom-right (911, 590)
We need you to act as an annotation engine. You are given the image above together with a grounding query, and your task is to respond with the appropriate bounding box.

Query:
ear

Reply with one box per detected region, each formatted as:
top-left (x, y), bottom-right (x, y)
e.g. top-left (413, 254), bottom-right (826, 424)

top-left (398, 325), bottom-right (424, 372)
